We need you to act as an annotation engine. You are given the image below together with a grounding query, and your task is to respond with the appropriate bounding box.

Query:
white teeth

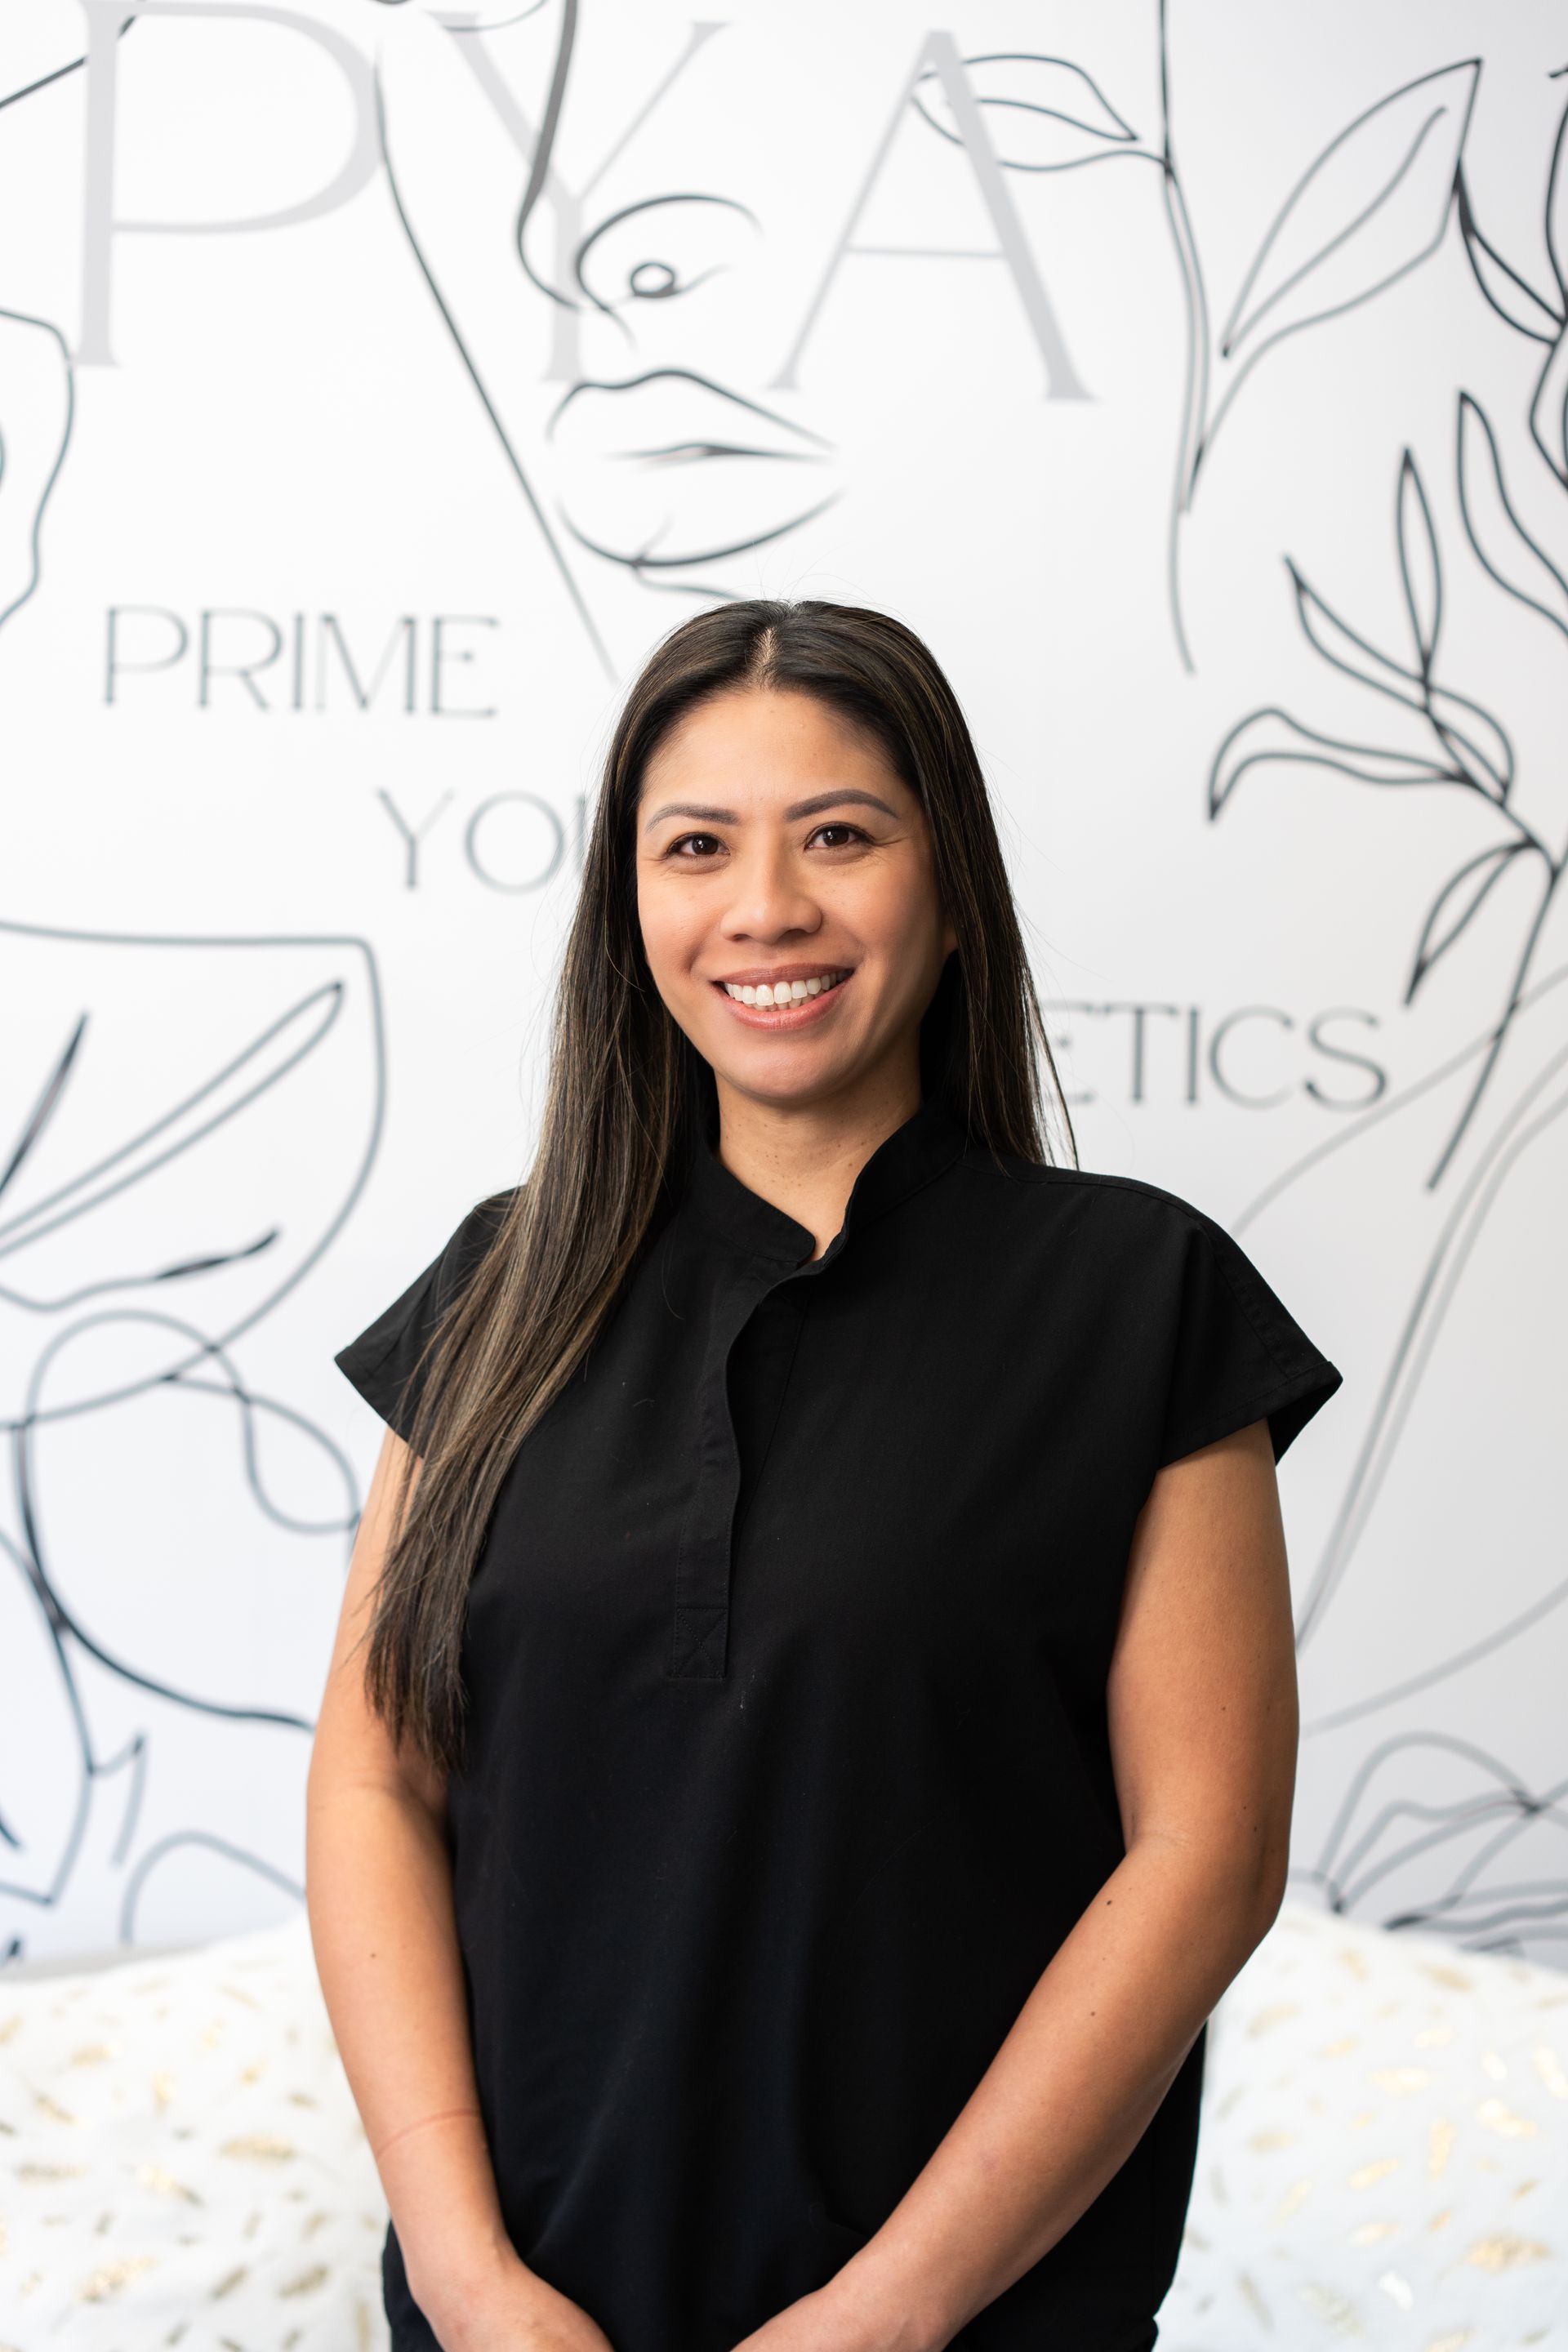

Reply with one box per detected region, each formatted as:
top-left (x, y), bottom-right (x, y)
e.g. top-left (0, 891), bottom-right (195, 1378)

top-left (723, 970), bottom-right (845, 1006)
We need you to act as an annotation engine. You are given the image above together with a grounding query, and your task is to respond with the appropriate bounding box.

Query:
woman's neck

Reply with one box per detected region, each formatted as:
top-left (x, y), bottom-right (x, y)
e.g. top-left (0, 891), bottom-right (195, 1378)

top-left (712, 1060), bottom-right (924, 1260)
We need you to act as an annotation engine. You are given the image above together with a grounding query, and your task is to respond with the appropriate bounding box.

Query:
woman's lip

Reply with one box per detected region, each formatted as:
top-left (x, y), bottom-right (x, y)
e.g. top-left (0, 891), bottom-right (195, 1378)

top-left (713, 964), bottom-right (853, 987)
top-left (710, 973), bottom-right (851, 1029)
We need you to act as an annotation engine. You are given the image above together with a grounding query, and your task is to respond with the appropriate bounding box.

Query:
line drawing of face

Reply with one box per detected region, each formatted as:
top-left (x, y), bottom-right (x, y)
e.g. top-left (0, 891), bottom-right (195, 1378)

top-left (374, 2), bottom-right (844, 672)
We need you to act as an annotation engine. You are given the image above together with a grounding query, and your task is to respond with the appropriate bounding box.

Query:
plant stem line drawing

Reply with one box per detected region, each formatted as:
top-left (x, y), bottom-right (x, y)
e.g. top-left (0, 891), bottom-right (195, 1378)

top-left (1222, 957), bottom-right (1568, 1961)
top-left (904, 15), bottom-right (1481, 670)
top-left (1316, 1003), bottom-right (1568, 1639)
top-left (1210, 425), bottom-right (1567, 1188)
top-left (1232, 956), bottom-right (1568, 1676)
top-left (1196, 65), bottom-right (1568, 1965)
top-left (1209, 62), bottom-right (1568, 1175)
top-left (1155, 29), bottom-right (1480, 672)
top-left (0, 921), bottom-right (387, 1962)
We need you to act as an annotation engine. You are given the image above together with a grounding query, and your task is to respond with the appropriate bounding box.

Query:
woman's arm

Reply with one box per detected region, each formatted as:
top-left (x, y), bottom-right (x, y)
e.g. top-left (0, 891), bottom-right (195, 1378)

top-left (735, 1414), bottom-right (1298, 2352)
top-left (306, 1429), bottom-right (614, 2352)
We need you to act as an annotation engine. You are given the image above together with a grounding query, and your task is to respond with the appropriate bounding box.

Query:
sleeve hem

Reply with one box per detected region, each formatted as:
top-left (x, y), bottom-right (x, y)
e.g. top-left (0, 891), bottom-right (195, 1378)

top-left (1156, 1356), bottom-right (1343, 1471)
top-left (1196, 1212), bottom-right (1305, 1387)
top-left (334, 1331), bottom-right (416, 1439)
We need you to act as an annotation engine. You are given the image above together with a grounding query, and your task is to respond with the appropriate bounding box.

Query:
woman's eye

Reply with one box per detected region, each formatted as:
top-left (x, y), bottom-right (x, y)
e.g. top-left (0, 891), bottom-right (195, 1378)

top-left (808, 822), bottom-right (868, 849)
top-left (666, 832), bottom-right (724, 859)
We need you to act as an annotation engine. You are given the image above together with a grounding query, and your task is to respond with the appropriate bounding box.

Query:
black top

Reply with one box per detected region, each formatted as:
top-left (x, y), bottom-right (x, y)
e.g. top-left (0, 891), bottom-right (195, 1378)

top-left (335, 1098), bottom-right (1342, 2352)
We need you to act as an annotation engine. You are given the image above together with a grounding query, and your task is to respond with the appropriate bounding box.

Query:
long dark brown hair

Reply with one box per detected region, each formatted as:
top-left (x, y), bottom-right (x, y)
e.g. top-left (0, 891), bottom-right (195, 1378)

top-left (361, 598), bottom-right (1077, 1773)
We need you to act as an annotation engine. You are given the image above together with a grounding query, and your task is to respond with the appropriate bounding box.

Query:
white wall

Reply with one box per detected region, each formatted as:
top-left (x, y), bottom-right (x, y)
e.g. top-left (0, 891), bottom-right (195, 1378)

top-left (2, 0), bottom-right (1563, 1967)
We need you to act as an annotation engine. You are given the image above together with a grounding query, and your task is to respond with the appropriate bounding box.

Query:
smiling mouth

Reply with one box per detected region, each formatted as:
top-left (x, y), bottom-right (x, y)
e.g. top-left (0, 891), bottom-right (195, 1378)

top-left (710, 968), bottom-right (853, 1027)
top-left (717, 968), bottom-right (850, 1008)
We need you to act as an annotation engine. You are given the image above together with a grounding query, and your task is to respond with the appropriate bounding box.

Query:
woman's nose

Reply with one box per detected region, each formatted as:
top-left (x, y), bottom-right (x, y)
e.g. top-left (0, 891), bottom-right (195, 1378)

top-left (719, 845), bottom-right (822, 942)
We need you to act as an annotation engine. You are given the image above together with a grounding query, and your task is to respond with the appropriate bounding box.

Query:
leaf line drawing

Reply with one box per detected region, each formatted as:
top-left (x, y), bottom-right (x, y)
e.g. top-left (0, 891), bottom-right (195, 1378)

top-left (0, 923), bottom-right (386, 1962)
top-left (901, 16), bottom-right (1481, 669)
top-left (1206, 60), bottom-right (1568, 1187)
top-left (1210, 425), bottom-right (1566, 1186)
top-left (1186, 53), bottom-right (1568, 1964)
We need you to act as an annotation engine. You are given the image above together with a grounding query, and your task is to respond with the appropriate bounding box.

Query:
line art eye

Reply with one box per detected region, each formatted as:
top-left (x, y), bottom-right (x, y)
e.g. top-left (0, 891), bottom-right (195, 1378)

top-left (575, 195), bottom-right (759, 323)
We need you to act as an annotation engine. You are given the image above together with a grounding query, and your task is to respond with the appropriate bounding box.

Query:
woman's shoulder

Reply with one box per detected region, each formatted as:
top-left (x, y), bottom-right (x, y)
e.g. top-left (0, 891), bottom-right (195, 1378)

top-left (951, 1146), bottom-right (1343, 1460)
top-left (948, 1144), bottom-right (1298, 1327)
top-left (428, 1185), bottom-right (519, 1305)
top-left (455, 1184), bottom-right (521, 1230)
top-left (954, 1143), bottom-right (1236, 1251)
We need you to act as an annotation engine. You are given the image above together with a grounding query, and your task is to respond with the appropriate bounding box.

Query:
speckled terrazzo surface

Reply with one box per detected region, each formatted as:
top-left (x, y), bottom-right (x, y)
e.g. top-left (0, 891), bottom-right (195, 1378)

top-left (0, 1913), bottom-right (388, 2350)
top-left (1156, 1902), bottom-right (1567, 2348)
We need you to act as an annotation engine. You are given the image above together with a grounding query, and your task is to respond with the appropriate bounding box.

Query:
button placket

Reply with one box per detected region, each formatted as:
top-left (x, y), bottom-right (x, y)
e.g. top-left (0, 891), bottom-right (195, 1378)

top-left (667, 1257), bottom-right (786, 1682)
top-left (664, 1101), bottom-right (966, 1684)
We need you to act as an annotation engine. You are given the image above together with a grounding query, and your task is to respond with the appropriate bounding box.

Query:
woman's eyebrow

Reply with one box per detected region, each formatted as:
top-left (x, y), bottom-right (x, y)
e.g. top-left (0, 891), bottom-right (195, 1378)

top-left (641, 788), bottom-right (900, 835)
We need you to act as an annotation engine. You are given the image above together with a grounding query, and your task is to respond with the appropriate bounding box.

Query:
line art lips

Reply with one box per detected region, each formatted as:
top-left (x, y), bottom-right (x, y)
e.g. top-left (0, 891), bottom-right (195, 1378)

top-left (546, 368), bottom-right (841, 569)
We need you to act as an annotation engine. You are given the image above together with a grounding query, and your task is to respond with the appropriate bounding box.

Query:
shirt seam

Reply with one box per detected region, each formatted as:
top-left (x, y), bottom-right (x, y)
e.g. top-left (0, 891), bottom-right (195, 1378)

top-left (840, 1133), bottom-right (969, 1239)
top-left (1200, 1219), bottom-right (1299, 1383)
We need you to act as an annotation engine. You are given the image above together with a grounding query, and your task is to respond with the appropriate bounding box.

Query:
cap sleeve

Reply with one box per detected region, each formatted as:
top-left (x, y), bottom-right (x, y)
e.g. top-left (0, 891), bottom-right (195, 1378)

top-left (1157, 1208), bottom-right (1343, 1469)
top-left (334, 1191), bottom-right (514, 1445)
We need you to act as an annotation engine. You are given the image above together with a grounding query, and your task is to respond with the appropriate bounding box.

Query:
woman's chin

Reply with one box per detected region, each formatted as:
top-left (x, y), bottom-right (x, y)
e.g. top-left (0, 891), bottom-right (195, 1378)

top-left (710, 1044), bottom-right (869, 1112)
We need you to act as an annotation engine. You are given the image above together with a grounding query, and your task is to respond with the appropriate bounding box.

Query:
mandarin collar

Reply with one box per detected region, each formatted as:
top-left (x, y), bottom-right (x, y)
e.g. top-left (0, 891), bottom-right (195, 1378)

top-left (681, 1096), bottom-right (968, 1270)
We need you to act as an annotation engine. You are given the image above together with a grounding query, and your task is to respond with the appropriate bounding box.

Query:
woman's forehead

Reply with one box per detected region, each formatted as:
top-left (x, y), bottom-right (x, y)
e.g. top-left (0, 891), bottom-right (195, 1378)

top-left (639, 689), bottom-right (905, 800)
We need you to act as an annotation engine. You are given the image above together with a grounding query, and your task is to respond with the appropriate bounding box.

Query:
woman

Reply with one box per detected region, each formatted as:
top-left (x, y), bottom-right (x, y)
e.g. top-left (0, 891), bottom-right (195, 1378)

top-left (307, 598), bottom-right (1342, 2352)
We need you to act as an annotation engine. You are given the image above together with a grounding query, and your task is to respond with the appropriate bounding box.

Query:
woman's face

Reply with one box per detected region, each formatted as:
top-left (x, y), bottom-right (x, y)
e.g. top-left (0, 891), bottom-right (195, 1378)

top-left (635, 686), bottom-right (956, 1116)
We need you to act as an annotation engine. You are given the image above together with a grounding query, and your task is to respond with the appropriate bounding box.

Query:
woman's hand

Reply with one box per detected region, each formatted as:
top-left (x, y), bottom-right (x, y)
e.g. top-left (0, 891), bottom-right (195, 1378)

top-left (431, 2253), bottom-right (619, 2352)
top-left (728, 2274), bottom-right (939, 2352)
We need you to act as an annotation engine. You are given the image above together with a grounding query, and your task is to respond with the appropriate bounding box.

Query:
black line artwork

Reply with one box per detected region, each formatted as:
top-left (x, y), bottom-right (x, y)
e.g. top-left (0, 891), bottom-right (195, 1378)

top-left (1222, 950), bottom-right (1568, 1962)
top-left (376, 9), bottom-right (1480, 668)
top-left (372, 58), bottom-right (617, 679)
top-left (900, 20), bottom-right (1481, 671)
top-left (372, 2), bottom-right (842, 665)
top-left (0, 0), bottom-right (1559, 1989)
top-left (1229, 779), bottom-right (1568, 1965)
top-left (0, 303), bottom-right (73, 639)
top-left (0, 12), bottom-right (146, 642)
top-left (1189, 51), bottom-right (1568, 1965)
top-left (1298, 1733), bottom-right (1568, 1957)
top-left (0, 921), bottom-right (386, 1961)
top-left (1240, 960), bottom-right (1568, 1651)
top-left (1209, 425), bottom-right (1563, 1190)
